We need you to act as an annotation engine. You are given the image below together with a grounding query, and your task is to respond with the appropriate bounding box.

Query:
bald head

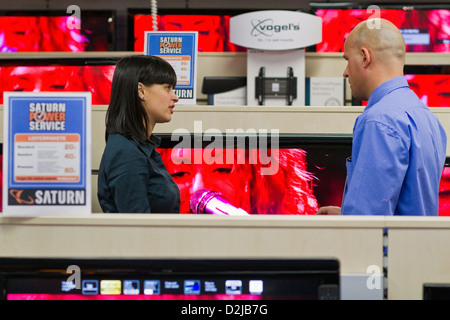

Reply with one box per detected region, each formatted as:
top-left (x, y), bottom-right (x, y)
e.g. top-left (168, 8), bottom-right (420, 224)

top-left (349, 18), bottom-right (406, 67)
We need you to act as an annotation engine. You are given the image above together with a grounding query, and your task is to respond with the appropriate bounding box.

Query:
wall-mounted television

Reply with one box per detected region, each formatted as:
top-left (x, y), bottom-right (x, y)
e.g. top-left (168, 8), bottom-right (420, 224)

top-left (310, 2), bottom-right (450, 53)
top-left (0, 10), bottom-right (116, 52)
top-left (127, 9), bottom-right (248, 52)
top-left (0, 257), bottom-right (340, 300)
top-left (0, 57), bottom-right (120, 105)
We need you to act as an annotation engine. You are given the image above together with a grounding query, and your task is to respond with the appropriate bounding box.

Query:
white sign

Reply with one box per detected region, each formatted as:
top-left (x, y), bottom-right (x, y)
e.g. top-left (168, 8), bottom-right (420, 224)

top-left (247, 49), bottom-right (305, 106)
top-left (3, 92), bottom-right (92, 216)
top-left (230, 10), bottom-right (322, 50)
top-left (309, 77), bottom-right (345, 106)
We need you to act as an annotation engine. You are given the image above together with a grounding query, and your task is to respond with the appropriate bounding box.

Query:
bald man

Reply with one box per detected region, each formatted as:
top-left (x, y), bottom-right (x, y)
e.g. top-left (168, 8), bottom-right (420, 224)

top-left (317, 19), bottom-right (447, 216)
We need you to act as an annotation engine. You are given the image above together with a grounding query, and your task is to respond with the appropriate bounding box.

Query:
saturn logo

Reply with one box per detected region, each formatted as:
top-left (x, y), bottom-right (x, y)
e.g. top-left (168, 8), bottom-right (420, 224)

top-left (9, 189), bottom-right (34, 205)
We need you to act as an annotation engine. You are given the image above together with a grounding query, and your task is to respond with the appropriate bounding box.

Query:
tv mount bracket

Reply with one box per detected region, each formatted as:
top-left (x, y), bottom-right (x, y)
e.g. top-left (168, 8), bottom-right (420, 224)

top-left (255, 67), bottom-right (297, 106)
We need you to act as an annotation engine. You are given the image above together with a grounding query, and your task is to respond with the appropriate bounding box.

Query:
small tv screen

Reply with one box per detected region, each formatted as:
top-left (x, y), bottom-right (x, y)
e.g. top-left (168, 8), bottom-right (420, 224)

top-left (312, 4), bottom-right (450, 53)
top-left (0, 257), bottom-right (340, 300)
top-left (439, 158), bottom-right (450, 216)
top-left (0, 10), bottom-right (116, 52)
top-left (0, 57), bottom-right (118, 105)
top-left (128, 9), bottom-right (247, 52)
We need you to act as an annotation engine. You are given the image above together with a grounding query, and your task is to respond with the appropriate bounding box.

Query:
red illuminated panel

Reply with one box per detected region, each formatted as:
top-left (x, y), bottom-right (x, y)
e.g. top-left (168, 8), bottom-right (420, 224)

top-left (157, 148), bottom-right (319, 215)
top-left (406, 74), bottom-right (450, 107)
top-left (0, 155), bottom-right (2, 213)
top-left (316, 9), bottom-right (450, 53)
top-left (0, 65), bottom-right (114, 105)
top-left (439, 167), bottom-right (450, 216)
top-left (133, 14), bottom-right (245, 52)
top-left (0, 16), bottom-right (87, 52)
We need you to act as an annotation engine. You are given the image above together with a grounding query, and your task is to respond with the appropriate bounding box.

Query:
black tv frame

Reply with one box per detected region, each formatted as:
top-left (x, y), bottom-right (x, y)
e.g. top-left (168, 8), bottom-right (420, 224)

top-left (0, 257), bottom-right (340, 300)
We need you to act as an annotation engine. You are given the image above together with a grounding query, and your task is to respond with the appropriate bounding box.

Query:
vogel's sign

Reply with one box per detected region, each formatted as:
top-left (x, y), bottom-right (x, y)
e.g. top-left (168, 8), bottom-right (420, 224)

top-left (230, 10), bottom-right (322, 50)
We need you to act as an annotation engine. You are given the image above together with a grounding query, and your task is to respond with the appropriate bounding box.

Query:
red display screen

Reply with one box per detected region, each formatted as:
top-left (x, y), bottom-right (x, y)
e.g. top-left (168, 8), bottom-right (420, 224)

top-left (0, 11), bottom-right (115, 52)
top-left (132, 14), bottom-right (246, 52)
top-left (406, 74), bottom-right (450, 107)
top-left (315, 8), bottom-right (450, 53)
top-left (357, 74), bottom-right (450, 107)
top-left (0, 64), bottom-right (115, 105)
top-left (440, 166), bottom-right (450, 216)
top-left (157, 148), bottom-right (322, 215)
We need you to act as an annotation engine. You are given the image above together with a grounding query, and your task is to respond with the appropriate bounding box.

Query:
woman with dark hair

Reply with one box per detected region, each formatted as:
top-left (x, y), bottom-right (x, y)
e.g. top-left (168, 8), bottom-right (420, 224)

top-left (97, 55), bottom-right (180, 213)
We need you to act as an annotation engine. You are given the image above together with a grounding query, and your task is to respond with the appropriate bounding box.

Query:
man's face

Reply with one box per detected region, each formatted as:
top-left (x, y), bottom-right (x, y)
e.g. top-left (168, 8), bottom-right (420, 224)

top-left (343, 34), bottom-right (366, 101)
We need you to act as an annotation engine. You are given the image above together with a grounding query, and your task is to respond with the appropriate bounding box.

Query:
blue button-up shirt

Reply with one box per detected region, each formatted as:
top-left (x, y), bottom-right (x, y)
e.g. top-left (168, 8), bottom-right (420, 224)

top-left (342, 76), bottom-right (447, 215)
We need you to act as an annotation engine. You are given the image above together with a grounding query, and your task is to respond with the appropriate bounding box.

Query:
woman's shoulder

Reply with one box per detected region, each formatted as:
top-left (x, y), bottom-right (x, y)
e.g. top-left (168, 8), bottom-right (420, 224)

top-left (104, 134), bottom-right (142, 158)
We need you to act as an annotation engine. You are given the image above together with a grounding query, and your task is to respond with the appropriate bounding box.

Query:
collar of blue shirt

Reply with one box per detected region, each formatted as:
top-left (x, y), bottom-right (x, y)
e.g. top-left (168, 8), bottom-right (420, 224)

top-left (365, 76), bottom-right (410, 109)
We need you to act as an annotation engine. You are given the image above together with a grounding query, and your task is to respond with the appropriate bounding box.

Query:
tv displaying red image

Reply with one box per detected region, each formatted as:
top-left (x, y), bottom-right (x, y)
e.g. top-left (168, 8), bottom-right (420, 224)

top-left (0, 59), bottom-right (117, 105)
top-left (406, 74), bottom-right (450, 107)
top-left (155, 134), bottom-right (352, 215)
top-left (439, 163), bottom-right (450, 216)
top-left (157, 148), bottom-right (320, 215)
top-left (0, 10), bottom-right (116, 52)
top-left (129, 9), bottom-right (246, 52)
top-left (314, 7), bottom-right (450, 53)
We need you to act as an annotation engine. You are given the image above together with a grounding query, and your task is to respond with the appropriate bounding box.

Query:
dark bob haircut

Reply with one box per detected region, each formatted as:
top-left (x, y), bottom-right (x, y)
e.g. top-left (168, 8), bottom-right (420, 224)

top-left (105, 55), bottom-right (177, 145)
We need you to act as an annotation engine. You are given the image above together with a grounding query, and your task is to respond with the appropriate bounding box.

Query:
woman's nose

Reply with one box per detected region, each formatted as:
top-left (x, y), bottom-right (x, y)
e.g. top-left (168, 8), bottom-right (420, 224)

top-left (190, 173), bottom-right (205, 193)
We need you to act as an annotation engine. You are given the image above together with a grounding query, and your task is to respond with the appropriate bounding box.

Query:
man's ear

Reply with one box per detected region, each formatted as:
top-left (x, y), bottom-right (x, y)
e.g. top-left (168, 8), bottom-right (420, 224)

top-left (361, 47), bottom-right (371, 68)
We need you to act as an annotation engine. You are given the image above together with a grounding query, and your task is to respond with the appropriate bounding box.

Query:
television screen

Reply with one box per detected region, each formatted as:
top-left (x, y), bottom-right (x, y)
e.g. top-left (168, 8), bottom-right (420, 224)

top-left (439, 158), bottom-right (450, 216)
top-left (351, 65), bottom-right (450, 107)
top-left (0, 257), bottom-right (340, 300)
top-left (0, 10), bottom-right (116, 52)
top-left (312, 4), bottom-right (450, 53)
top-left (156, 134), bottom-right (351, 215)
top-left (0, 57), bottom-right (118, 105)
top-left (405, 65), bottom-right (450, 107)
top-left (128, 9), bottom-right (247, 52)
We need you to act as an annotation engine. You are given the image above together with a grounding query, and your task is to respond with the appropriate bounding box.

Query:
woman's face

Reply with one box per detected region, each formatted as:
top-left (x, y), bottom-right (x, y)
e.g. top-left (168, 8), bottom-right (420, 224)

top-left (165, 148), bottom-right (252, 214)
top-left (139, 82), bottom-right (178, 127)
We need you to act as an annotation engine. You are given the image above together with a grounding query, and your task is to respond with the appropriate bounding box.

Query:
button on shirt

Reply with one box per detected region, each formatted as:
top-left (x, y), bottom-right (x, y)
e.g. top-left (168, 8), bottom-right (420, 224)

top-left (98, 134), bottom-right (180, 213)
top-left (342, 76), bottom-right (447, 215)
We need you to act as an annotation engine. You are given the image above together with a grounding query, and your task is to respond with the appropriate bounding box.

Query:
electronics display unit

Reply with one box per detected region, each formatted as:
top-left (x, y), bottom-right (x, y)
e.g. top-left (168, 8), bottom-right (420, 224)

top-left (128, 8), bottom-right (247, 52)
top-left (310, 2), bottom-right (450, 53)
top-left (0, 57), bottom-right (119, 105)
top-left (0, 10), bottom-right (116, 52)
top-left (0, 257), bottom-right (340, 300)
top-left (156, 133), bottom-right (351, 215)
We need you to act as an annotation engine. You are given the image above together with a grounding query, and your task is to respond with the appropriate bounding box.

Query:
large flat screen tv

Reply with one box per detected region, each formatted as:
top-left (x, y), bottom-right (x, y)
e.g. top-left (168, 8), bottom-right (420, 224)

top-left (0, 57), bottom-right (119, 105)
top-left (310, 3), bottom-right (450, 53)
top-left (0, 10), bottom-right (116, 52)
top-left (0, 257), bottom-right (340, 300)
top-left (128, 8), bottom-right (248, 52)
top-left (156, 133), bottom-right (350, 215)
